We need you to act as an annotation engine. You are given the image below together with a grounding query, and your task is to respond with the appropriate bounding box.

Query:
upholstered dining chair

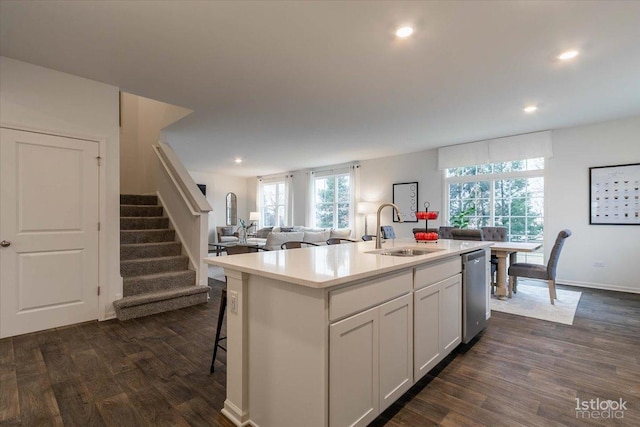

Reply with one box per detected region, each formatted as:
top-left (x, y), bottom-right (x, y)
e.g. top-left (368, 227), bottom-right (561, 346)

top-left (508, 229), bottom-right (572, 305)
top-left (326, 238), bottom-right (356, 245)
top-left (281, 241), bottom-right (319, 249)
top-left (481, 227), bottom-right (508, 293)
top-left (380, 226), bottom-right (396, 239)
top-left (450, 228), bottom-right (484, 241)
top-left (438, 226), bottom-right (456, 239)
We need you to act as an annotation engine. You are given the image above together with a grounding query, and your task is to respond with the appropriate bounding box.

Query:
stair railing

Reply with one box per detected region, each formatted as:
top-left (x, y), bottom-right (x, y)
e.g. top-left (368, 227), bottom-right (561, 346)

top-left (153, 142), bottom-right (212, 287)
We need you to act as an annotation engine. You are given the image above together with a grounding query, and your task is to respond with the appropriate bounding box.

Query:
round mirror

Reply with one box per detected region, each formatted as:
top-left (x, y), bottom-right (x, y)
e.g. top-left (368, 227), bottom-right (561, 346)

top-left (226, 192), bottom-right (237, 226)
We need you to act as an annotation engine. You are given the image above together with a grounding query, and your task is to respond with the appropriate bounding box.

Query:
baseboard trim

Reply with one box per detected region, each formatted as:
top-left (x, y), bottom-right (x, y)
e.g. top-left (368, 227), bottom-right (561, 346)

top-left (558, 279), bottom-right (640, 294)
top-left (222, 400), bottom-right (252, 426)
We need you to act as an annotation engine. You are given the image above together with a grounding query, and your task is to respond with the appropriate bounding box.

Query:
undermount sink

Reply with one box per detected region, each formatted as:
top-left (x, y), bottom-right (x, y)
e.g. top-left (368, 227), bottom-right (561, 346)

top-left (366, 247), bottom-right (445, 257)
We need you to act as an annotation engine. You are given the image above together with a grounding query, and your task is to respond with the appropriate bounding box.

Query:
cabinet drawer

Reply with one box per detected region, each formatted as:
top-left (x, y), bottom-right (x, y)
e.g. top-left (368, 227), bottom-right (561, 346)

top-left (329, 270), bottom-right (412, 322)
top-left (414, 256), bottom-right (461, 290)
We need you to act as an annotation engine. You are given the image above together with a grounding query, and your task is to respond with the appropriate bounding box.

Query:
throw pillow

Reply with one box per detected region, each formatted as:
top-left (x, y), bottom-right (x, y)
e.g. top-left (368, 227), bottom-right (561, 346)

top-left (280, 227), bottom-right (294, 232)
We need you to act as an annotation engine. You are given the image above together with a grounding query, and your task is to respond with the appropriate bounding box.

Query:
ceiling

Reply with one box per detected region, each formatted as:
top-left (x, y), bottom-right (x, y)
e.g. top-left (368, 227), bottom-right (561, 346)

top-left (2, 1), bottom-right (640, 177)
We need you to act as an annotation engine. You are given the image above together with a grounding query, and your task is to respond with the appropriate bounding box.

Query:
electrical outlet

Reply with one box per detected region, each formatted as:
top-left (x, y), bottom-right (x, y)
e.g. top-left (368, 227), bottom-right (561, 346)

top-left (229, 291), bottom-right (238, 314)
top-left (593, 261), bottom-right (605, 268)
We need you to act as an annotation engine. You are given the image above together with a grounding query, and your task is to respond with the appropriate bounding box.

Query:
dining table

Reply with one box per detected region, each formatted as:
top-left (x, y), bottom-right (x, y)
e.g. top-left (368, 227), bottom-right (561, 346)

top-left (490, 241), bottom-right (543, 300)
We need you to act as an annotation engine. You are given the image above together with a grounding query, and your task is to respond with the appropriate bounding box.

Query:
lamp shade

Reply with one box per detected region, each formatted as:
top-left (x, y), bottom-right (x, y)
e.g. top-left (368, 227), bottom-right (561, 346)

top-left (249, 211), bottom-right (260, 221)
top-left (357, 202), bottom-right (377, 215)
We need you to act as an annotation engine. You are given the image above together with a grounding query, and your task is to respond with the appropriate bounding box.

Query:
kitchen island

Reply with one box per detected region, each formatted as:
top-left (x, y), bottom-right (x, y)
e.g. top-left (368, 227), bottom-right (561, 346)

top-left (205, 238), bottom-right (492, 427)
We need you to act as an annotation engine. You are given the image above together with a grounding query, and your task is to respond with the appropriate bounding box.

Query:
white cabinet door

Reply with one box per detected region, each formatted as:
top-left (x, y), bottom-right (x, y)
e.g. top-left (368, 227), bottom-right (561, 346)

top-left (413, 283), bottom-right (441, 380)
top-left (379, 293), bottom-right (413, 412)
top-left (330, 306), bottom-right (379, 427)
top-left (440, 274), bottom-right (462, 353)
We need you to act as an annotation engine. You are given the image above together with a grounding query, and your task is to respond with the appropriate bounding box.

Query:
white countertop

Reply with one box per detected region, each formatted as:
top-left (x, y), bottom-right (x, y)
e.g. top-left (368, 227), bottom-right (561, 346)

top-left (204, 238), bottom-right (493, 289)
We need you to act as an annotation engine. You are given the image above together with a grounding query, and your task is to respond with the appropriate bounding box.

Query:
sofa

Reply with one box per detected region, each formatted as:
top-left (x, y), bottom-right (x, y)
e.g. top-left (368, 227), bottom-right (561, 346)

top-left (249, 226), bottom-right (352, 250)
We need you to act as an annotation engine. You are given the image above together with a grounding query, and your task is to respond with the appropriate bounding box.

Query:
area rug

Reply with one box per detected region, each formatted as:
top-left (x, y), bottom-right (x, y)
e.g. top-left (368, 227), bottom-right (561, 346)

top-left (491, 282), bottom-right (582, 325)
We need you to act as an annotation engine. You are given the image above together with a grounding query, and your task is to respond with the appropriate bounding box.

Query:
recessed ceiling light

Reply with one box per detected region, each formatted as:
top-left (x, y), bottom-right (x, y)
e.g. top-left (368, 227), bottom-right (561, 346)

top-left (558, 49), bottom-right (579, 61)
top-left (523, 105), bottom-right (538, 113)
top-left (234, 158), bottom-right (243, 164)
top-left (395, 26), bottom-right (414, 39)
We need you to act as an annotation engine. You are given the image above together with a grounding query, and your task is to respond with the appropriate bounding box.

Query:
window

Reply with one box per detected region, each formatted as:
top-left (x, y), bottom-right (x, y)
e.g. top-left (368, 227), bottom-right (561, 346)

top-left (446, 158), bottom-right (544, 263)
top-left (313, 173), bottom-right (351, 229)
top-left (260, 180), bottom-right (286, 227)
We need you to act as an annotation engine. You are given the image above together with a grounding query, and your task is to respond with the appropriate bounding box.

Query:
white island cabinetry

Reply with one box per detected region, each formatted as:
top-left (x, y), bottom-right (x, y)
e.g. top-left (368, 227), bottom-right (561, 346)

top-left (205, 238), bottom-right (490, 427)
top-left (329, 271), bottom-right (413, 427)
top-left (414, 256), bottom-right (462, 380)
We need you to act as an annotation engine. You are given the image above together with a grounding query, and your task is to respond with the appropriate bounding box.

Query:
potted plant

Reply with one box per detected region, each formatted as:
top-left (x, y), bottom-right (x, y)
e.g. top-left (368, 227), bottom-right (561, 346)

top-left (450, 206), bottom-right (476, 229)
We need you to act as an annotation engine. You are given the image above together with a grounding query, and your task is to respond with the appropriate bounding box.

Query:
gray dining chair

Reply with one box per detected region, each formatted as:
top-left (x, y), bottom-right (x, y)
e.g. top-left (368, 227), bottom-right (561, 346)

top-left (450, 228), bottom-right (484, 241)
top-left (508, 229), bottom-right (572, 305)
top-left (326, 238), bottom-right (356, 245)
top-left (481, 227), bottom-right (508, 294)
top-left (438, 226), bottom-right (456, 239)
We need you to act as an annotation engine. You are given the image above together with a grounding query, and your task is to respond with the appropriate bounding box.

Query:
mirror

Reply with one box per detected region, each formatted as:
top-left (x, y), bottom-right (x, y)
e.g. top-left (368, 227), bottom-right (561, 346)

top-left (226, 192), bottom-right (237, 225)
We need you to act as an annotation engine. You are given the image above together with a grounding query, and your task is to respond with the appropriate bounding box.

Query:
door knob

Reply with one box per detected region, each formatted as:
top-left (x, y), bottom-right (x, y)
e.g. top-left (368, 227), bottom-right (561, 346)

top-left (0, 240), bottom-right (11, 247)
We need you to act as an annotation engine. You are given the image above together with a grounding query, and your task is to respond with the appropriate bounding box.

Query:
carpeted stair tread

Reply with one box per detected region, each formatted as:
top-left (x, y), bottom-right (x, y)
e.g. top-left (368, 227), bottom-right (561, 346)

top-left (121, 242), bottom-right (182, 260)
top-left (113, 285), bottom-right (210, 320)
top-left (121, 255), bottom-right (189, 277)
top-left (121, 229), bottom-right (175, 244)
top-left (123, 270), bottom-right (196, 296)
top-left (120, 194), bottom-right (158, 205)
top-left (120, 216), bottom-right (170, 230)
top-left (120, 205), bottom-right (163, 217)
top-left (117, 194), bottom-right (208, 320)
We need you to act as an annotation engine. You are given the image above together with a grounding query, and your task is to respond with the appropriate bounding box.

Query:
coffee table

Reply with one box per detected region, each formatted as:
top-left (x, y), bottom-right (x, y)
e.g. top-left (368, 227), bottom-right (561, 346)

top-left (209, 242), bottom-right (265, 256)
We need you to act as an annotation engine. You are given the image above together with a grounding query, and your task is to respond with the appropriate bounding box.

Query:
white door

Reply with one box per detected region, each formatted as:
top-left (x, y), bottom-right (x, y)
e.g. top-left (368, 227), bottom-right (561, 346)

top-left (330, 307), bottom-right (379, 427)
top-left (378, 293), bottom-right (413, 412)
top-left (0, 128), bottom-right (99, 338)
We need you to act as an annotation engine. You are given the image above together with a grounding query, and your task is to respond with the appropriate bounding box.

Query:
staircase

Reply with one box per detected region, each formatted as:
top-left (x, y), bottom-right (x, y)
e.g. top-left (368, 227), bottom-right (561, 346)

top-left (113, 194), bottom-right (209, 320)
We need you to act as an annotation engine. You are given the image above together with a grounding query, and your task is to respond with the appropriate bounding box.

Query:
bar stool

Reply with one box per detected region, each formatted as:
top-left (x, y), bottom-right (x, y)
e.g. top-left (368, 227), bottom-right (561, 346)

top-left (210, 244), bottom-right (254, 373)
top-left (210, 288), bottom-right (227, 373)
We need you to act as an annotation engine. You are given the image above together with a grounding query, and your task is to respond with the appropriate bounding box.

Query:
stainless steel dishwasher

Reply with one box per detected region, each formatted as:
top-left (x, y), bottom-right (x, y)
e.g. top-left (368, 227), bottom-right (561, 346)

top-left (462, 249), bottom-right (488, 343)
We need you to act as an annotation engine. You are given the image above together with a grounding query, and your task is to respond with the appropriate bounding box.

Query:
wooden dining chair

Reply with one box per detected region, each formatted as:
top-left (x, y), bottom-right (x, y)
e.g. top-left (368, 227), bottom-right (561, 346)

top-left (508, 229), bottom-right (572, 304)
top-left (326, 238), bottom-right (356, 245)
top-left (281, 241), bottom-right (319, 249)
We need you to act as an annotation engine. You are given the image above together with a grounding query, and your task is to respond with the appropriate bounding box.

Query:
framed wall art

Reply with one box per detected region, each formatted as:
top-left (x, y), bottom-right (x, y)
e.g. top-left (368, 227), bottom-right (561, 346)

top-left (392, 182), bottom-right (418, 222)
top-left (589, 163), bottom-right (640, 225)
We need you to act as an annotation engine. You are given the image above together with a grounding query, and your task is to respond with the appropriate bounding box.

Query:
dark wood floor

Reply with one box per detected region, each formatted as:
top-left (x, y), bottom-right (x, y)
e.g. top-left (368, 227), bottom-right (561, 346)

top-left (1, 281), bottom-right (639, 426)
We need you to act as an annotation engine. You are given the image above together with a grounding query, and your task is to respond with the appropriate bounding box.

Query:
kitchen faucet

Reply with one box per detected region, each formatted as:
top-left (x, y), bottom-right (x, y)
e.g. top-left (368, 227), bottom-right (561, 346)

top-left (375, 203), bottom-right (403, 249)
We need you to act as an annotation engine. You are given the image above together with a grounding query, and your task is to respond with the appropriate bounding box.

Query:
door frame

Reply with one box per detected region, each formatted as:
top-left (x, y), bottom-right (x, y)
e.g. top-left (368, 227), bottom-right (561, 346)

top-left (0, 122), bottom-right (110, 321)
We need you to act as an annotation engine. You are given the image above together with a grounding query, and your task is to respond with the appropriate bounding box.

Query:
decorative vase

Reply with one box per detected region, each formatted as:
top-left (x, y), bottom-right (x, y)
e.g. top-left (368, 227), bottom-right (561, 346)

top-left (238, 228), bottom-right (247, 244)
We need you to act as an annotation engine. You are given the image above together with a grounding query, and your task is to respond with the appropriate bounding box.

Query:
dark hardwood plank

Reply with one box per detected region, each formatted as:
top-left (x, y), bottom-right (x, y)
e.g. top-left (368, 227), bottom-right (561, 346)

top-left (1, 279), bottom-right (638, 427)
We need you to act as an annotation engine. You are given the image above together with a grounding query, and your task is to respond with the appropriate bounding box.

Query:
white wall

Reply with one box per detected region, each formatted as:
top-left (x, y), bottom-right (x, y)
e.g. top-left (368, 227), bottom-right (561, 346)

top-left (188, 170), bottom-right (249, 242)
top-left (120, 92), bottom-right (191, 194)
top-left (358, 150), bottom-right (443, 238)
top-left (547, 116), bottom-right (640, 293)
top-left (0, 56), bottom-right (121, 319)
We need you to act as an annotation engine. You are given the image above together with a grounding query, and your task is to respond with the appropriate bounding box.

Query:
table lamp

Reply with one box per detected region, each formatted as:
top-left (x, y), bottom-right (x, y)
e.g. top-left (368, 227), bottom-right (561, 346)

top-left (249, 211), bottom-right (260, 233)
top-left (357, 202), bottom-right (377, 235)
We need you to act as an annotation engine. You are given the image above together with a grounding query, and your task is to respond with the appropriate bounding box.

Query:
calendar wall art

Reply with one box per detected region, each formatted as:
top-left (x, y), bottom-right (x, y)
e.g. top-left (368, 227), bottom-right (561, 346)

top-left (589, 163), bottom-right (640, 225)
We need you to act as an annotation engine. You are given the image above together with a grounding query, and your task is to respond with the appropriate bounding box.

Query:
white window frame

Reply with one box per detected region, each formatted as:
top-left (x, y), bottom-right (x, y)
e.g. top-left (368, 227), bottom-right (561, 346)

top-left (442, 160), bottom-right (545, 262)
top-left (260, 179), bottom-right (286, 227)
top-left (312, 172), bottom-right (351, 229)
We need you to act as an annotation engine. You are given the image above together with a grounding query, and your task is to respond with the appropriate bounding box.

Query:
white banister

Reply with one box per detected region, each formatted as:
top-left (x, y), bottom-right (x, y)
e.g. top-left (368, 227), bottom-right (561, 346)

top-left (153, 142), bottom-right (212, 288)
